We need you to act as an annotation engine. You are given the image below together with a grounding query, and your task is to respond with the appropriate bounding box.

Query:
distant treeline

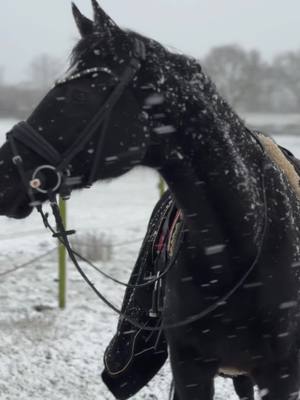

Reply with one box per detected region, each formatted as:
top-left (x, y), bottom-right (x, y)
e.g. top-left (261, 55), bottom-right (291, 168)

top-left (0, 85), bottom-right (44, 119)
top-left (202, 45), bottom-right (300, 114)
top-left (0, 54), bottom-right (62, 119)
top-left (0, 45), bottom-right (300, 119)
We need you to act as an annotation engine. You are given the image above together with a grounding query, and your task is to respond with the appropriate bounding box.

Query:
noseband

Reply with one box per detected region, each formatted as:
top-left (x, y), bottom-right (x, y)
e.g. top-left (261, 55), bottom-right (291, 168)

top-left (7, 38), bottom-right (146, 206)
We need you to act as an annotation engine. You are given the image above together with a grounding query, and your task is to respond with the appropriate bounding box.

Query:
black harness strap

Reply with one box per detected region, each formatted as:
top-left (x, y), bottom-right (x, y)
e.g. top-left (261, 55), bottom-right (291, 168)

top-left (8, 122), bottom-right (62, 166)
top-left (39, 197), bottom-right (186, 332)
top-left (7, 38), bottom-right (145, 179)
top-left (87, 113), bottom-right (112, 186)
top-left (56, 57), bottom-right (145, 174)
top-left (7, 135), bottom-right (38, 206)
top-left (7, 38), bottom-right (146, 200)
top-left (6, 35), bottom-right (270, 332)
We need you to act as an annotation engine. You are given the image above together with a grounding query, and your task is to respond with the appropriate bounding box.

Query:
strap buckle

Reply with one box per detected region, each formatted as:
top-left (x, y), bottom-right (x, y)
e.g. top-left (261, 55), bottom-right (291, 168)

top-left (12, 155), bottom-right (23, 165)
top-left (31, 165), bottom-right (62, 194)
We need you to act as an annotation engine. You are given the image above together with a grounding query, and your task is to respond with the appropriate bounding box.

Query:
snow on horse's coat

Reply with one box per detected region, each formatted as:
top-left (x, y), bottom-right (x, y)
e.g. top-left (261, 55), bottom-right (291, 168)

top-left (258, 133), bottom-right (300, 200)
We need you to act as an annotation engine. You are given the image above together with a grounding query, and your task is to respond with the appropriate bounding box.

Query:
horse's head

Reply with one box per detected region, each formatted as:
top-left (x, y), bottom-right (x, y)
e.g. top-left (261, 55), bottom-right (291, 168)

top-left (0, 0), bottom-right (173, 218)
top-left (0, 0), bottom-right (203, 219)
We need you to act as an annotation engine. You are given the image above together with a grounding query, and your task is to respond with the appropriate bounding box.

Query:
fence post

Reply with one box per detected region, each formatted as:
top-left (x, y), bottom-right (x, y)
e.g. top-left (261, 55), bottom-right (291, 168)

top-left (58, 195), bottom-right (67, 309)
top-left (158, 176), bottom-right (166, 197)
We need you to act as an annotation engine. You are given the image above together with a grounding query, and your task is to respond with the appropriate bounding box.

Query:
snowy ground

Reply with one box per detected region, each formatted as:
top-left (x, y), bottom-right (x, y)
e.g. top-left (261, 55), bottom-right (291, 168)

top-left (1, 118), bottom-right (300, 400)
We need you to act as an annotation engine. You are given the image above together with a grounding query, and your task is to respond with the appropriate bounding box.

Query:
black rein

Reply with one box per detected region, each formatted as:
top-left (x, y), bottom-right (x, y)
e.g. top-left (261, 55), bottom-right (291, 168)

top-left (5, 36), bottom-right (269, 331)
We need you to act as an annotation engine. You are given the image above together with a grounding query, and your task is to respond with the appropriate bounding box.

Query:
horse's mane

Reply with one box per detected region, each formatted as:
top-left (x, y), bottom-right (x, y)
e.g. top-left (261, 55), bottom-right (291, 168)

top-left (67, 22), bottom-right (266, 257)
top-left (70, 28), bottom-right (202, 84)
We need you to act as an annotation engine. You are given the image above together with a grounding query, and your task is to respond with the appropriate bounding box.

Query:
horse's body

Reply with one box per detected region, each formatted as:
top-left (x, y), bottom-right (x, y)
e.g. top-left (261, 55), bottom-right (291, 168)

top-left (1, 2), bottom-right (300, 399)
top-left (156, 119), bottom-right (300, 399)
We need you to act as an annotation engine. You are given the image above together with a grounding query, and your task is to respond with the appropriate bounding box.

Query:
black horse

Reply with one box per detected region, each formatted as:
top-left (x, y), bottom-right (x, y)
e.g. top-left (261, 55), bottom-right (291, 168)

top-left (1, 1), bottom-right (300, 399)
top-left (102, 190), bottom-right (257, 400)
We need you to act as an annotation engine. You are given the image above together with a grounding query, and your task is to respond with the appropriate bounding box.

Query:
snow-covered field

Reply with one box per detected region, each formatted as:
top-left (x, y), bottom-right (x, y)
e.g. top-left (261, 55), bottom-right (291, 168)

top-left (0, 117), bottom-right (300, 400)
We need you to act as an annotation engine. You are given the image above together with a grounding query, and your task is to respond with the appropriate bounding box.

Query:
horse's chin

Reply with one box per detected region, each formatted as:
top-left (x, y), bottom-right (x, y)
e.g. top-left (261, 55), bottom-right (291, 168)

top-left (6, 202), bottom-right (33, 219)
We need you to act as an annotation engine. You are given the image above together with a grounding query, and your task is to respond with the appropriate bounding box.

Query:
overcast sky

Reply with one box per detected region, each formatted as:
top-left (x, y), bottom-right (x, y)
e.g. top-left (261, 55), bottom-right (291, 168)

top-left (1, 0), bottom-right (300, 83)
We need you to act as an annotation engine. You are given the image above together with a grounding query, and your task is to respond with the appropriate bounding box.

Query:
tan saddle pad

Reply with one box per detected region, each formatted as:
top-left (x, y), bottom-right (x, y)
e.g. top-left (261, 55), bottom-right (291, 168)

top-left (258, 133), bottom-right (300, 199)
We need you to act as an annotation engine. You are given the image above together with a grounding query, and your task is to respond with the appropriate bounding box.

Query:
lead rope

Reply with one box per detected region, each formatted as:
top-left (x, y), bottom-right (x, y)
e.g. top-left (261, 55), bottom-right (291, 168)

top-left (169, 380), bottom-right (175, 400)
top-left (53, 130), bottom-right (267, 330)
top-left (38, 138), bottom-right (268, 332)
top-left (10, 121), bottom-right (268, 330)
top-left (37, 194), bottom-right (186, 331)
top-left (38, 198), bottom-right (181, 290)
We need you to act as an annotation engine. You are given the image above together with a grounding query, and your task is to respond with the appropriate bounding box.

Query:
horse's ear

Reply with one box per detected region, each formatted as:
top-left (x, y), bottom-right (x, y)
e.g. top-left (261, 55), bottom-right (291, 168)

top-left (91, 0), bottom-right (119, 35)
top-left (72, 3), bottom-right (93, 37)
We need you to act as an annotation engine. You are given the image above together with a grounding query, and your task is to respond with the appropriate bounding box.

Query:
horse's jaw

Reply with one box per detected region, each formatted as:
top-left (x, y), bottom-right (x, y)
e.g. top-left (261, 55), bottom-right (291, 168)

top-left (0, 190), bottom-right (33, 219)
top-left (6, 202), bottom-right (33, 219)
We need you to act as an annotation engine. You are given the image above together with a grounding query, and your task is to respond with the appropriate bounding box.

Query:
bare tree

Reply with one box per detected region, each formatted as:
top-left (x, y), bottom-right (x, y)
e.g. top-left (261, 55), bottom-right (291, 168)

top-left (2, 46), bottom-right (300, 119)
top-left (28, 53), bottom-right (63, 90)
top-left (273, 51), bottom-right (300, 111)
top-left (202, 45), bottom-right (266, 111)
top-left (0, 66), bottom-right (4, 85)
top-left (203, 45), bottom-right (250, 108)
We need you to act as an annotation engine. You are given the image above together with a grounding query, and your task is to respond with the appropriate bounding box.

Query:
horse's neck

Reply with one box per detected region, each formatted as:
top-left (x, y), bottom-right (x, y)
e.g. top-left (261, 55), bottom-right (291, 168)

top-left (160, 159), bottom-right (229, 255)
top-left (159, 73), bottom-right (265, 256)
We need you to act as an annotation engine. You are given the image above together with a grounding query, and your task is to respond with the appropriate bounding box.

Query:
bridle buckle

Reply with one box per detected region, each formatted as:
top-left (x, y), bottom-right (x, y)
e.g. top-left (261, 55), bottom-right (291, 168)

top-left (31, 165), bottom-right (62, 194)
top-left (12, 155), bottom-right (23, 165)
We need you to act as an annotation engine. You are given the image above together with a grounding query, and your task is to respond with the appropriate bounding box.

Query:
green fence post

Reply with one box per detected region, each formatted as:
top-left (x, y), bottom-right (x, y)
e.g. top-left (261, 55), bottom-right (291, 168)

top-left (158, 176), bottom-right (166, 198)
top-left (58, 195), bottom-right (67, 309)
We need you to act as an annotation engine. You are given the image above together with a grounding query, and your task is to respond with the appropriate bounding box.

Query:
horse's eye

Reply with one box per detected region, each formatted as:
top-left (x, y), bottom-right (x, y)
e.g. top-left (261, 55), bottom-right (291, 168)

top-left (97, 73), bottom-right (119, 87)
top-left (71, 90), bottom-right (87, 104)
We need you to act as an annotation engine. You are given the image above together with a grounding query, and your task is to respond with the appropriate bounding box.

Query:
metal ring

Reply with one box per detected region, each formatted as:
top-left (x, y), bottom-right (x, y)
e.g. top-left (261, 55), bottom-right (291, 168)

top-left (31, 165), bottom-right (62, 194)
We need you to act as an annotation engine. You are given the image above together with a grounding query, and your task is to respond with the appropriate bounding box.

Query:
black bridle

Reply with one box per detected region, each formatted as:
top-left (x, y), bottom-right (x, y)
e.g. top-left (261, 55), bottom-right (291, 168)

top-left (5, 37), bottom-right (185, 330)
top-left (5, 36), bottom-right (269, 331)
top-left (7, 38), bottom-right (147, 204)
